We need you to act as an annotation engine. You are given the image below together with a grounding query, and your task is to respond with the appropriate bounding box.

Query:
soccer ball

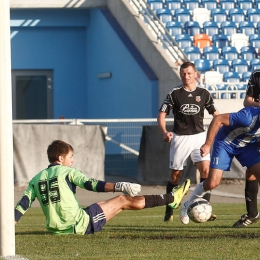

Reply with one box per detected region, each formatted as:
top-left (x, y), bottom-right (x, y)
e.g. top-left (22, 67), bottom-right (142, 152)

top-left (187, 198), bottom-right (212, 223)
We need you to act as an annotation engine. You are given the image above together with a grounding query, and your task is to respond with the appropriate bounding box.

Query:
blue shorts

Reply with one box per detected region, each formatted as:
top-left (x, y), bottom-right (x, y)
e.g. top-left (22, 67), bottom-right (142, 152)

top-left (210, 140), bottom-right (260, 171)
top-left (84, 203), bottom-right (106, 235)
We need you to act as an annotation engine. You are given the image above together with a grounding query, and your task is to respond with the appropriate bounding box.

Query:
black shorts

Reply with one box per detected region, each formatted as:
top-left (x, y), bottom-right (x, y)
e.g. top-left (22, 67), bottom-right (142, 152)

top-left (84, 203), bottom-right (106, 234)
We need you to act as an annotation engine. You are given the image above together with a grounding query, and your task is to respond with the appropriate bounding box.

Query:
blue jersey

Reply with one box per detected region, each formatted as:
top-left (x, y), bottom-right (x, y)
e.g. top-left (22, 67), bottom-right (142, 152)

top-left (216, 106), bottom-right (260, 148)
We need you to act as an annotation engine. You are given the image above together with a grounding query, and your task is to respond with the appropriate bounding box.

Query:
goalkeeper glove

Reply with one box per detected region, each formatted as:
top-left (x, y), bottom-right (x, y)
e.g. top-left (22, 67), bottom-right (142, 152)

top-left (114, 182), bottom-right (141, 197)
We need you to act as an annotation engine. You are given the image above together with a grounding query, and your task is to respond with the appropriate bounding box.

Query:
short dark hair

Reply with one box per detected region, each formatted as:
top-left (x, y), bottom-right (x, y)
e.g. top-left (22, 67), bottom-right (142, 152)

top-left (47, 140), bottom-right (73, 163)
top-left (180, 61), bottom-right (197, 73)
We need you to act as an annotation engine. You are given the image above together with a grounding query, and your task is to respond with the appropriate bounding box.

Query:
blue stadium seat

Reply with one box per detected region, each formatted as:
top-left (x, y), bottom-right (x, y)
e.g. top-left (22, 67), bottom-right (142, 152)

top-left (239, 21), bottom-right (256, 37)
top-left (237, 0), bottom-right (253, 11)
top-left (229, 9), bottom-right (246, 27)
top-left (249, 35), bottom-right (260, 52)
top-left (220, 0), bottom-right (236, 14)
top-left (165, 0), bottom-right (182, 12)
top-left (201, 0), bottom-right (218, 10)
top-left (231, 59), bottom-right (249, 77)
top-left (222, 46), bottom-right (239, 65)
top-left (203, 46), bottom-right (220, 66)
top-left (184, 21), bottom-right (201, 37)
top-left (240, 46), bottom-right (257, 64)
top-left (223, 71), bottom-right (241, 82)
top-left (184, 46), bottom-right (202, 62)
top-left (213, 59), bottom-right (230, 74)
top-left (174, 8), bottom-right (192, 26)
top-left (255, 0), bottom-right (260, 9)
top-left (211, 9), bottom-right (228, 27)
top-left (156, 8), bottom-right (173, 24)
top-left (203, 21), bottom-right (220, 38)
top-left (221, 21), bottom-right (238, 39)
top-left (247, 9), bottom-right (260, 27)
top-left (166, 21), bottom-right (183, 36)
top-left (147, 0), bottom-right (164, 11)
top-left (175, 34), bottom-right (193, 49)
top-left (212, 34), bottom-right (230, 48)
top-left (183, 0), bottom-right (200, 14)
top-left (194, 59), bottom-right (212, 73)
top-left (250, 58), bottom-right (260, 71)
top-left (242, 71), bottom-right (252, 82)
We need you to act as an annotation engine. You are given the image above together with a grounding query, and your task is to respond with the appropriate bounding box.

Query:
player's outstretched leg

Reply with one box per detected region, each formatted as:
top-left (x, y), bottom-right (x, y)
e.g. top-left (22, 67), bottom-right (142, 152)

top-left (168, 179), bottom-right (191, 209)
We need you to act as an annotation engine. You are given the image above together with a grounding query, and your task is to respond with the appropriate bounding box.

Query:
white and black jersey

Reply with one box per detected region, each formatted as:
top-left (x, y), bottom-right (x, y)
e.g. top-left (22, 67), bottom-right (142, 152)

top-left (246, 69), bottom-right (260, 101)
top-left (159, 85), bottom-right (217, 135)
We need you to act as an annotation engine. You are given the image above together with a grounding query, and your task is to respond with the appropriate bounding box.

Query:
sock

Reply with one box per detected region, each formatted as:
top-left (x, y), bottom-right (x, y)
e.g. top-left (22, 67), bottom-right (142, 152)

top-left (165, 181), bottom-right (177, 215)
top-left (245, 180), bottom-right (259, 218)
top-left (144, 194), bottom-right (173, 208)
top-left (184, 182), bottom-right (206, 207)
top-left (200, 177), bottom-right (211, 202)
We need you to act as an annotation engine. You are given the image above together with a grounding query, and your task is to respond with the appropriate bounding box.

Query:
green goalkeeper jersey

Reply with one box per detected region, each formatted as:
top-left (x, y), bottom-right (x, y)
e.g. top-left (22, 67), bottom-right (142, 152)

top-left (15, 165), bottom-right (102, 235)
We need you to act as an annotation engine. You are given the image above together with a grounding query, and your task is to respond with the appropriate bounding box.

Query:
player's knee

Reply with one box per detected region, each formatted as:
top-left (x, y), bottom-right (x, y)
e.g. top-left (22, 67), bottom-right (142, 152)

top-left (203, 180), bottom-right (218, 191)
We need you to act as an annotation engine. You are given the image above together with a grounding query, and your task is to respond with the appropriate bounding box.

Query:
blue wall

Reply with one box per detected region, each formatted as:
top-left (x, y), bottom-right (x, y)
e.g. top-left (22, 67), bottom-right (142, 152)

top-left (11, 8), bottom-right (158, 119)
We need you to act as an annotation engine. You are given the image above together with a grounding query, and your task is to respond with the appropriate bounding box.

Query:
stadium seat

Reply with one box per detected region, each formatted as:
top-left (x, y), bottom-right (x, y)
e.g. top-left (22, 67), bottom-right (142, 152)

top-left (156, 8), bottom-right (173, 24)
top-left (203, 21), bottom-right (220, 38)
top-left (201, 0), bottom-right (218, 11)
top-left (240, 46), bottom-right (257, 64)
top-left (174, 8), bottom-right (191, 26)
top-left (223, 71), bottom-right (241, 82)
top-left (247, 9), bottom-right (260, 27)
top-left (221, 21), bottom-right (238, 39)
top-left (184, 21), bottom-right (201, 37)
top-left (194, 58), bottom-right (212, 73)
top-left (184, 46), bottom-right (202, 62)
top-left (237, 0), bottom-right (253, 11)
top-left (194, 34), bottom-right (212, 50)
top-left (231, 33), bottom-right (249, 52)
top-left (231, 58), bottom-right (249, 77)
top-left (166, 21), bottom-right (183, 36)
top-left (183, 0), bottom-right (200, 14)
top-left (242, 71), bottom-right (252, 82)
top-left (175, 34), bottom-right (193, 49)
top-left (212, 34), bottom-right (230, 49)
top-left (229, 8), bottom-right (246, 27)
top-left (219, 0), bottom-right (236, 14)
top-left (147, 0), bottom-right (164, 12)
top-left (222, 46), bottom-right (239, 65)
top-left (249, 35), bottom-right (260, 52)
top-left (165, 0), bottom-right (182, 12)
top-left (216, 84), bottom-right (227, 99)
top-left (256, 0), bottom-right (260, 9)
top-left (211, 8), bottom-right (228, 27)
top-left (213, 59), bottom-right (231, 74)
top-left (193, 8), bottom-right (211, 28)
top-left (250, 58), bottom-right (260, 71)
top-left (239, 21), bottom-right (256, 37)
top-left (204, 71), bottom-right (223, 85)
top-left (203, 46), bottom-right (220, 66)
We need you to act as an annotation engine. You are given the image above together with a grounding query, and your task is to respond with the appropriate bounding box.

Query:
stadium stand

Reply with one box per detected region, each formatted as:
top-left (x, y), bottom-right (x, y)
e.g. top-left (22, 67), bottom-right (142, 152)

top-left (203, 21), bottom-right (220, 38)
top-left (194, 58), bottom-right (212, 73)
top-left (239, 21), bottom-right (256, 37)
top-left (194, 33), bottom-right (212, 50)
top-left (175, 34), bottom-right (193, 49)
top-left (213, 58), bottom-right (231, 74)
top-left (193, 8), bottom-right (211, 27)
top-left (166, 21), bottom-right (183, 37)
top-left (156, 8), bottom-right (173, 24)
top-left (250, 58), bottom-right (260, 70)
top-left (222, 46), bottom-right (239, 65)
top-left (184, 21), bottom-right (201, 37)
top-left (240, 46), bottom-right (257, 64)
top-left (201, 0), bottom-right (218, 10)
top-left (174, 8), bottom-right (191, 25)
top-left (184, 46), bottom-right (202, 62)
top-left (165, 0), bottom-right (182, 12)
top-left (219, 0), bottom-right (236, 14)
top-left (211, 8), bottom-right (228, 27)
top-left (221, 21), bottom-right (238, 40)
top-left (212, 34), bottom-right (230, 48)
top-left (231, 58), bottom-right (249, 78)
top-left (229, 8), bottom-right (246, 27)
top-left (203, 45), bottom-right (220, 66)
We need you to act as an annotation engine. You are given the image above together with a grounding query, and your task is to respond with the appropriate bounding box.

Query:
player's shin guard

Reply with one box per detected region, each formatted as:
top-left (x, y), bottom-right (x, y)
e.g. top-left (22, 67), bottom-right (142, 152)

top-left (245, 180), bottom-right (259, 218)
top-left (201, 178), bottom-right (211, 202)
top-left (144, 194), bottom-right (173, 208)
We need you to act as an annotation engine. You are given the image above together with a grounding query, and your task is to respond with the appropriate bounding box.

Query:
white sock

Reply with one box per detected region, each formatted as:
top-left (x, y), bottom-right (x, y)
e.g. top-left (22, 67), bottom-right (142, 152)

top-left (184, 182), bottom-right (206, 207)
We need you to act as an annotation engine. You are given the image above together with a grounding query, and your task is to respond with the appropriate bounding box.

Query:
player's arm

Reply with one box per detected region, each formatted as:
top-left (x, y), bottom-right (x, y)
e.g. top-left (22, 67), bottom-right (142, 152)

top-left (243, 95), bottom-right (260, 107)
top-left (15, 183), bottom-right (35, 223)
top-left (157, 111), bottom-right (173, 142)
top-left (201, 113), bottom-right (230, 157)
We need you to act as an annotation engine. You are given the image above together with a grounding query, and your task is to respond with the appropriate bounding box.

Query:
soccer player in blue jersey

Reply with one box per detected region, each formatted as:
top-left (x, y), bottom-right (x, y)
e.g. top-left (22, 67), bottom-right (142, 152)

top-left (15, 140), bottom-right (190, 235)
top-left (180, 106), bottom-right (260, 225)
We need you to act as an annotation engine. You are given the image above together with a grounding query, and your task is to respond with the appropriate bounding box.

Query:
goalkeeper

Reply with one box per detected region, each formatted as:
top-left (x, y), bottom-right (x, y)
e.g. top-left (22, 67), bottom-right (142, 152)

top-left (15, 140), bottom-right (190, 235)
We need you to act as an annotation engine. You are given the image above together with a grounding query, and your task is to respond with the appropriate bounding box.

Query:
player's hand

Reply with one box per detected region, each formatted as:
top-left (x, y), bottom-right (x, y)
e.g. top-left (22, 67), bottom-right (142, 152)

top-left (114, 182), bottom-right (141, 197)
top-left (200, 144), bottom-right (210, 157)
top-left (163, 131), bottom-right (173, 142)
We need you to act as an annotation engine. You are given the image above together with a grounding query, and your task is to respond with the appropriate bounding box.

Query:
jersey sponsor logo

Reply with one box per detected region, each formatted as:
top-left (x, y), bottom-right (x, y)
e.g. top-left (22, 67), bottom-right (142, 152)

top-left (180, 104), bottom-right (200, 115)
top-left (196, 96), bottom-right (201, 102)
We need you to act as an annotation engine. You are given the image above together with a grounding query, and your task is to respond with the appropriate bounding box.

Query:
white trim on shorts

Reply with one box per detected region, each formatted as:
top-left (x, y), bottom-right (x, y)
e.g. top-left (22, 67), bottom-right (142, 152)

top-left (169, 132), bottom-right (210, 170)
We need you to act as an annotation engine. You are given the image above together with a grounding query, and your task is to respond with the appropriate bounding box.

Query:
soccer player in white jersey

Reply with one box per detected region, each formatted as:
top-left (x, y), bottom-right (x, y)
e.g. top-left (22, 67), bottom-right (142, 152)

top-left (180, 106), bottom-right (260, 226)
top-left (15, 140), bottom-right (190, 235)
top-left (157, 61), bottom-right (219, 223)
